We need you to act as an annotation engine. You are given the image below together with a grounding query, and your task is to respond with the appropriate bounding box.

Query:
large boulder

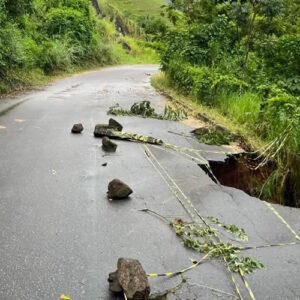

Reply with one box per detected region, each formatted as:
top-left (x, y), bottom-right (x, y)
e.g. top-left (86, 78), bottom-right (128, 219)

top-left (108, 258), bottom-right (150, 299)
top-left (71, 123), bottom-right (84, 133)
top-left (107, 179), bottom-right (133, 200)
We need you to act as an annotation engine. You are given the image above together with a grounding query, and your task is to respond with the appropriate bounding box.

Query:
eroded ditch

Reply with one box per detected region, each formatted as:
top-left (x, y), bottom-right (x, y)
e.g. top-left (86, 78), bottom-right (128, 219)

top-left (200, 154), bottom-right (275, 199)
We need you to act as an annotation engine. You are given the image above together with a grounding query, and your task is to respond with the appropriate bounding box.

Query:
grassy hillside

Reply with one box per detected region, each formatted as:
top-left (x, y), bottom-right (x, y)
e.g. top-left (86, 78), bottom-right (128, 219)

top-left (101, 0), bottom-right (166, 19)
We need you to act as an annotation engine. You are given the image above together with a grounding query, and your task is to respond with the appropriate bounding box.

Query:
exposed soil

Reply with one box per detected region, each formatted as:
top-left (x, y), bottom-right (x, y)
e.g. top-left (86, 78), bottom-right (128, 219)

top-left (201, 154), bottom-right (274, 197)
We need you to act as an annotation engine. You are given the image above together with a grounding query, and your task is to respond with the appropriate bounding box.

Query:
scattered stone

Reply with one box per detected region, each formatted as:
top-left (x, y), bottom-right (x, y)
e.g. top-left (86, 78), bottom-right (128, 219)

top-left (94, 121), bottom-right (123, 137)
top-left (102, 137), bottom-right (118, 152)
top-left (108, 258), bottom-right (150, 299)
top-left (71, 123), bottom-right (83, 133)
top-left (109, 118), bottom-right (123, 131)
top-left (94, 125), bottom-right (114, 137)
top-left (107, 179), bottom-right (133, 200)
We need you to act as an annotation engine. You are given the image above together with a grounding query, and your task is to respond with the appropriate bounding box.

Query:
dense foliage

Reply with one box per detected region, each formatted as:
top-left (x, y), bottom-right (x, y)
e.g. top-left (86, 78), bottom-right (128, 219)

top-left (155, 0), bottom-right (300, 206)
top-left (0, 0), bottom-right (119, 93)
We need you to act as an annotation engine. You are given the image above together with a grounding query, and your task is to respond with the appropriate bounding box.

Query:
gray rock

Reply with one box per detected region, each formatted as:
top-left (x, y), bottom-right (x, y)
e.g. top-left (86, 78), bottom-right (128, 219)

top-left (71, 123), bottom-right (83, 133)
top-left (94, 121), bottom-right (122, 137)
top-left (102, 137), bottom-right (118, 152)
top-left (109, 118), bottom-right (123, 131)
top-left (108, 258), bottom-right (150, 299)
top-left (107, 179), bottom-right (133, 200)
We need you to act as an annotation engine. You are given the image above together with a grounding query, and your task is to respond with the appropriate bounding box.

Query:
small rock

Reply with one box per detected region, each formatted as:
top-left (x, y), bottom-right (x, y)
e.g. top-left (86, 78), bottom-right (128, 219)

top-left (108, 258), bottom-right (150, 299)
top-left (102, 163), bottom-right (108, 167)
top-left (109, 118), bottom-right (123, 131)
top-left (71, 123), bottom-right (83, 133)
top-left (102, 137), bottom-right (118, 152)
top-left (107, 179), bottom-right (133, 200)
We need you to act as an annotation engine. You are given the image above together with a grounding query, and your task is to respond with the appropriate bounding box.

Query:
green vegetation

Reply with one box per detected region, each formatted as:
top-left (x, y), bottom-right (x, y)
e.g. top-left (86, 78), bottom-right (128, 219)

top-left (151, 0), bottom-right (300, 207)
top-left (108, 100), bottom-right (187, 121)
top-left (0, 0), bottom-right (159, 95)
top-left (102, 0), bottom-right (166, 19)
top-left (193, 127), bottom-right (235, 146)
top-left (171, 217), bottom-right (263, 274)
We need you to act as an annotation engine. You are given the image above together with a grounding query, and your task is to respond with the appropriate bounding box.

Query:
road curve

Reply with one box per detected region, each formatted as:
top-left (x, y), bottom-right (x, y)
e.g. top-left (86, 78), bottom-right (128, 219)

top-left (0, 65), bottom-right (300, 300)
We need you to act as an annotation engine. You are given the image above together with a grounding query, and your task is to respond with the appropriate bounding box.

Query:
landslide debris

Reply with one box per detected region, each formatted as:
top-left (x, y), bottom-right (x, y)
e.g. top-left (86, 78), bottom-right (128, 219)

top-left (102, 136), bottom-right (118, 152)
top-left (107, 179), bottom-right (133, 200)
top-left (108, 258), bottom-right (150, 299)
top-left (71, 123), bottom-right (84, 133)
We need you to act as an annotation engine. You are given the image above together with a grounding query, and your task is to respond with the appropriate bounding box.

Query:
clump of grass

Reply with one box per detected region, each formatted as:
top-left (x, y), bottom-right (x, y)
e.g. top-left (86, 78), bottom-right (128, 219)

top-left (104, 0), bottom-right (166, 19)
top-left (193, 127), bottom-right (235, 146)
top-left (217, 91), bottom-right (261, 126)
top-left (108, 100), bottom-right (187, 121)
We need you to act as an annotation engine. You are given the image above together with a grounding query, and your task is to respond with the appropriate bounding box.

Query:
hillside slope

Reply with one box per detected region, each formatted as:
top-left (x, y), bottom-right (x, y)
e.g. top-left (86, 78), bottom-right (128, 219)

top-left (101, 0), bottom-right (166, 19)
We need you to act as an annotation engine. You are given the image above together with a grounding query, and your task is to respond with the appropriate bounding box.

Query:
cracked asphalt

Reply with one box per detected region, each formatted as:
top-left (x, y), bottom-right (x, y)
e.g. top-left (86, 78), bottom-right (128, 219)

top-left (0, 65), bottom-right (300, 300)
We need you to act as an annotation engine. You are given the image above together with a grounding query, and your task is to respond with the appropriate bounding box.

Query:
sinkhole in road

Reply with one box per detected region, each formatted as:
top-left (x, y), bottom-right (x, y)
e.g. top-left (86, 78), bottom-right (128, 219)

top-left (200, 154), bottom-right (274, 198)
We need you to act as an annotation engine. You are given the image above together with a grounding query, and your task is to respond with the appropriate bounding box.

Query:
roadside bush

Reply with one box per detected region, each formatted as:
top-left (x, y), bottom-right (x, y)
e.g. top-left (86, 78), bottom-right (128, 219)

top-left (87, 34), bottom-right (118, 65)
top-left (46, 7), bottom-right (96, 50)
top-left (39, 39), bottom-right (73, 73)
top-left (0, 23), bottom-right (28, 71)
top-left (167, 60), bottom-right (248, 104)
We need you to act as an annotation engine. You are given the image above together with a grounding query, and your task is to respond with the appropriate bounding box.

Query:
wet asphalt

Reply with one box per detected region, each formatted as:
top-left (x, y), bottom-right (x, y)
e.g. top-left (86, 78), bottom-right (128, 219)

top-left (0, 65), bottom-right (300, 300)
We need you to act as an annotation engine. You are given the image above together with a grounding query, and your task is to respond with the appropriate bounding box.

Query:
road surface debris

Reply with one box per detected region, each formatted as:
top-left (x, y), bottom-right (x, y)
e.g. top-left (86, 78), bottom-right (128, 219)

top-left (108, 258), bottom-right (150, 300)
top-left (102, 136), bottom-right (118, 152)
top-left (107, 179), bottom-right (133, 200)
top-left (71, 123), bottom-right (83, 134)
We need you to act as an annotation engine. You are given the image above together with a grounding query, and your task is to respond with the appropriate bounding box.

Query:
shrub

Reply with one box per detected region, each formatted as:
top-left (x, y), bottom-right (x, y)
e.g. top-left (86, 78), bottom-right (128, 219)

top-left (87, 34), bottom-right (118, 65)
top-left (39, 39), bottom-right (73, 73)
top-left (46, 7), bottom-right (96, 48)
top-left (0, 23), bottom-right (27, 71)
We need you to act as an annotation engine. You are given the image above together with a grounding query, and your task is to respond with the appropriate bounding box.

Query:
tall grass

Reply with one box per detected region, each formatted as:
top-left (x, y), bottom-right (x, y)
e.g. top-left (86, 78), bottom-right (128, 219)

top-left (152, 72), bottom-right (300, 207)
top-left (217, 92), bottom-right (261, 126)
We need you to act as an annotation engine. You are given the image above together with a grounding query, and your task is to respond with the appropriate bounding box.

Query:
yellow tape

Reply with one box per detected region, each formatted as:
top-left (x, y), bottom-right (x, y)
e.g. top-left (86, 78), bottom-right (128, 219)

top-left (263, 201), bottom-right (300, 241)
top-left (225, 262), bottom-right (243, 300)
top-left (113, 130), bottom-right (240, 156)
top-left (239, 241), bottom-right (298, 250)
top-left (239, 269), bottom-right (256, 300)
top-left (147, 253), bottom-right (210, 278)
top-left (144, 145), bottom-right (210, 227)
top-left (144, 145), bottom-right (256, 300)
top-left (144, 147), bottom-right (196, 221)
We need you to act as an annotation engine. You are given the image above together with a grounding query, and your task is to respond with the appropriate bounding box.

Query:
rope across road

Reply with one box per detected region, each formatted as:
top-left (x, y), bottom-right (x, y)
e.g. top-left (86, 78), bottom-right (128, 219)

top-left (142, 144), bottom-right (300, 300)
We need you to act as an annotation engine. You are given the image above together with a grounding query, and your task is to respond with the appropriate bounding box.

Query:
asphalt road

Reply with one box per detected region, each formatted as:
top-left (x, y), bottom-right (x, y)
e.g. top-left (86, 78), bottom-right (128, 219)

top-left (0, 65), bottom-right (300, 300)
